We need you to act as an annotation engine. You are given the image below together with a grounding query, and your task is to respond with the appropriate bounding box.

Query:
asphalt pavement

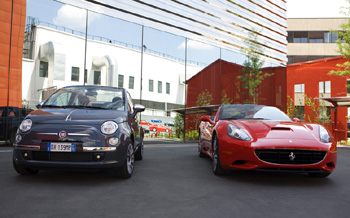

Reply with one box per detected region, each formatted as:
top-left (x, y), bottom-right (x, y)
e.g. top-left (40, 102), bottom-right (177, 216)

top-left (1, 144), bottom-right (350, 218)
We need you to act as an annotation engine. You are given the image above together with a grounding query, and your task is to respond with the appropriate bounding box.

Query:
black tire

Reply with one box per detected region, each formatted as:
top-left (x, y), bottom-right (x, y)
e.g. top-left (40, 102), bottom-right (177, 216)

top-left (308, 172), bottom-right (331, 178)
top-left (198, 130), bottom-right (205, 158)
top-left (135, 142), bottom-right (143, 161)
top-left (212, 135), bottom-right (226, 175)
top-left (13, 159), bottom-right (39, 175)
top-left (114, 142), bottom-right (135, 179)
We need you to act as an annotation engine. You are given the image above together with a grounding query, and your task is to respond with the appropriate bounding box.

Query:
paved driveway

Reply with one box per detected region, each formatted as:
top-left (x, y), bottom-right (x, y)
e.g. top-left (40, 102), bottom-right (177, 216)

top-left (1, 144), bottom-right (350, 218)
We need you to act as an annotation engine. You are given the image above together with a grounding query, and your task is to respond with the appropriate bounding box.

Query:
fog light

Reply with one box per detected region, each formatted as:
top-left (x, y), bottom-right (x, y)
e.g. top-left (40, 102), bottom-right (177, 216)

top-left (15, 134), bottom-right (22, 143)
top-left (96, 154), bottom-right (101, 159)
top-left (108, 137), bottom-right (119, 146)
top-left (23, 152), bottom-right (28, 157)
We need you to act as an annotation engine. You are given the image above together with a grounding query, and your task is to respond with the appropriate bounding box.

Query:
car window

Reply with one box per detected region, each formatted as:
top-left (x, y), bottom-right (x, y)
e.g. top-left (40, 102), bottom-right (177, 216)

top-left (220, 105), bottom-right (291, 121)
top-left (43, 87), bottom-right (125, 110)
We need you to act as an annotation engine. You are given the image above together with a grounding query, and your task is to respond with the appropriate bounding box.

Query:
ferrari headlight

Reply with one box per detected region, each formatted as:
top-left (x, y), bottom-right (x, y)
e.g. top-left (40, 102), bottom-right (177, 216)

top-left (319, 126), bottom-right (331, 143)
top-left (101, 121), bottom-right (118, 135)
top-left (19, 119), bottom-right (32, 132)
top-left (227, 124), bottom-right (251, 141)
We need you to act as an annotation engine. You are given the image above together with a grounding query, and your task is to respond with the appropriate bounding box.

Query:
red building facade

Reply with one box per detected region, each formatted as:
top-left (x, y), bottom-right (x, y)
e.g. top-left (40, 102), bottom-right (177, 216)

top-left (186, 59), bottom-right (287, 131)
top-left (186, 57), bottom-right (349, 141)
top-left (287, 57), bottom-right (349, 141)
top-left (0, 0), bottom-right (26, 107)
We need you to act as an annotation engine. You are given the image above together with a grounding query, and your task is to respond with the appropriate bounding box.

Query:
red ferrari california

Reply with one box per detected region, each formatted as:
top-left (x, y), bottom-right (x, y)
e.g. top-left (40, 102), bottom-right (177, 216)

top-left (198, 104), bottom-right (337, 178)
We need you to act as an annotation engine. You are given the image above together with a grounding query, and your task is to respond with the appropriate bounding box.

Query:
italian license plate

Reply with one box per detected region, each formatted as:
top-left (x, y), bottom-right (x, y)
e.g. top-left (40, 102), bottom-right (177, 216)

top-left (47, 142), bottom-right (76, 152)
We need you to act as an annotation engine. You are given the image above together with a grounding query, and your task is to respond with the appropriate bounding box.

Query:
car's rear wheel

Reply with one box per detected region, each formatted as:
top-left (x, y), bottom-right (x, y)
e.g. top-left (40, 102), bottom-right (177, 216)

top-left (198, 130), bottom-right (205, 158)
top-left (13, 159), bottom-right (39, 175)
top-left (135, 141), bottom-right (143, 161)
top-left (212, 135), bottom-right (226, 175)
top-left (114, 142), bottom-right (135, 179)
top-left (308, 172), bottom-right (331, 178)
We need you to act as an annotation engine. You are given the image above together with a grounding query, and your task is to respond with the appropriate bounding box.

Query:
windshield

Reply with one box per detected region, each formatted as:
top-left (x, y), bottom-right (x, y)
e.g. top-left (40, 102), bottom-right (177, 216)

top-left (43, 86), bottom-right (125, 111)
top-left (220, 105), bottom-right (291, 121)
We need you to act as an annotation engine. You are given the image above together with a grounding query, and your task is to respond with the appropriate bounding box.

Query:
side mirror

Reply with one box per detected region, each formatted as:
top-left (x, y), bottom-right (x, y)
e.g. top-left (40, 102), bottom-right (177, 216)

top-left (36, 102), bottom-right (43, 109)
top-left (133, 104), bottom-right (145, 113)
top-left (293, 118), bottom-right (301, 123)
top-left (201, 115), bottom-right (214, 124)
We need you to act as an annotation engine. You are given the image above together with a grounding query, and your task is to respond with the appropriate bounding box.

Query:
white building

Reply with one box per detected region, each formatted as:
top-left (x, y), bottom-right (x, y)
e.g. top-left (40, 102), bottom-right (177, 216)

top-left (22, 23), bottom-right (203, 123)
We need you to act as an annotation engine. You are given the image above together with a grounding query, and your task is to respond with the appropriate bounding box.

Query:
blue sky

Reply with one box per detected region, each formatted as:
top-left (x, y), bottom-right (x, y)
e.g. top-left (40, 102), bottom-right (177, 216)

top-left (26, 0), bottom-right (348, 66)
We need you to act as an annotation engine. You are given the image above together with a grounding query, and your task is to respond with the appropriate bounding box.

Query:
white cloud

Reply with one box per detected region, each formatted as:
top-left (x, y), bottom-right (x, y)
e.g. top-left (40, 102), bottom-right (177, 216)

top-left (178, 39), bottom-right (214, 50)
top-left (53, 5), bottom-right (99, 31)
top-left (287, 0), bottom-right (348, 18)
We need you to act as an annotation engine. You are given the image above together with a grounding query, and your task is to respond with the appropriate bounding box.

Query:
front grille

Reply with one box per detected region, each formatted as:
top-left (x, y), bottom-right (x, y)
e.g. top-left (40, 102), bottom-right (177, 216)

top-left (255, 149), bottom-right (327, 165)
top-left (32, 151), bottom-right (94, 162)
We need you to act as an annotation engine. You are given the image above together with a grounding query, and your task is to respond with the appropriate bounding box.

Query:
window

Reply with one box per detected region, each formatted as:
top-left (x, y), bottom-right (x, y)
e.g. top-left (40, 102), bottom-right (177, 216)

top-left (325, 32), bottom-right (339, 43)
top-left (319, 81), bottom-right (331, 94)
top-left (287, 32), bottom-right (293, 43)
top-left (149, 80), bottom-right (154, 92)
top-left (319, 106), bottom-right (331, 123)
top-left (294, 84), bottom-right (305, 93)
top-left (293, 56), bottom-right (308, 63)
top-left (166, 82), bottom-right (170, 94)
top-left (39, 61), bottom-right (48, 78)
top-left (295, 106), bottom-right (305, 122)
top-left (71, 67), bottom-right (79, 81)
top-left (158, 81), bottom-right (162, 93)
top-left (309, 32), bottom-right (324, 43)
top-left (118, 75), bottom-right (124, 88)
top-left (293, 32), bottom-right (308, 43)
top-left (129, 76), bottom-right (134, 89)
top-left (94, 71), bottom-right (101, 85)
top-left (347, 80), bottom-right (350, 94)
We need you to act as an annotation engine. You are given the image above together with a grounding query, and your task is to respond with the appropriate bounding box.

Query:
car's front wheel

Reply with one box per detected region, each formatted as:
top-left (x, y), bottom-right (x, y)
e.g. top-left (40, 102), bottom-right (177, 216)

top-left (212, 135), bottom-right (226, 175)
top-left (13, 159), bottom-right (39, 175)
top-left (114, 142), bottom-right (135, 179)
top-left (135, 141), bottom-right (143, 161)
top-left (198, 130), bottom-right (205, 158)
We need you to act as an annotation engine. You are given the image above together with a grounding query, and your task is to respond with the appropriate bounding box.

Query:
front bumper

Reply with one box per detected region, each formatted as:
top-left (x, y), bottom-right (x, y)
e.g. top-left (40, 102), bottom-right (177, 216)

top-left (13, 144), bottom-right (128, 170)
top-left (218, 136), bottom-right (337, 173)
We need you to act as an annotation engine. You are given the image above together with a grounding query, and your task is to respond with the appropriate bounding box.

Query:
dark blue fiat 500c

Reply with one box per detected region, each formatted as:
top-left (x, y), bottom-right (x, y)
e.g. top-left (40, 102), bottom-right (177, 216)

top-left (13, 86), bottom-right (145, 179)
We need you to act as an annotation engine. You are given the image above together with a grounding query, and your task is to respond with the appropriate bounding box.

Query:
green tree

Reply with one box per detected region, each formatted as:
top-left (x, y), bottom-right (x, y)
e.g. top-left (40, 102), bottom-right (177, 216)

top-left (221, 90), bottom-right (232, 105)
top-left (328, 0), bottom-right (350, 80)
top-left (237, 30), bottom-right (274, 104)
top-left (174, 111), bottom-right (184, 138)
top-left (196, 89), bottom-right (213, 106)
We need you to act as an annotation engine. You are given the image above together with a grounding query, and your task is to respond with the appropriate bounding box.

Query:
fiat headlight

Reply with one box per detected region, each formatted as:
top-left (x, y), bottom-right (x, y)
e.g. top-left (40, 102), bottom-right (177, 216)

top-left (101, 121), bottom-right (118, 135)
top-left (227, 124), bottom-right (251, 141)
top-left (319, 126), bottom-right (331, 143)
top-left (19, 119), bottom-right (32, 132)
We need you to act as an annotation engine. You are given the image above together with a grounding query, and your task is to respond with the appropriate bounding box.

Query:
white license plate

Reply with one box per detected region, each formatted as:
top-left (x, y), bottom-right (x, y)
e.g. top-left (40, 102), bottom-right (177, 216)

top-left (47, 142), bottom-right (76, 152)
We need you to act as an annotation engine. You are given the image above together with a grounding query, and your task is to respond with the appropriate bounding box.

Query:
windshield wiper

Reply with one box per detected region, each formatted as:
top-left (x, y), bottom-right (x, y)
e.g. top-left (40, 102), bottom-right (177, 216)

top-left (41, 105), bottom-right (63, 108)
top-left (63, 105), bottom-right (105, 110)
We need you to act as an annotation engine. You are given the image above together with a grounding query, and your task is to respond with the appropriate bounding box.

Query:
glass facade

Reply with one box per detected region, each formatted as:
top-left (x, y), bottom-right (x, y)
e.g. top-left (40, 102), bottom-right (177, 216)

top-left (18, 0), bottom-right (287, 142)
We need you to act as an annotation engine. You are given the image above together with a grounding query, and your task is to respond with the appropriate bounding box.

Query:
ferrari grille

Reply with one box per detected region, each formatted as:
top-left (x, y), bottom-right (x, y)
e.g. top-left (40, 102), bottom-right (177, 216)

top-left (254, 149), bottom-right (327, 165)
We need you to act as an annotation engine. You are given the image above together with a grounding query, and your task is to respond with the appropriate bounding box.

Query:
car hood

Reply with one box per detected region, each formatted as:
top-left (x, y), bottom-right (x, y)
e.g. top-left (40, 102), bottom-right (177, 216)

top-left (232, 120), bottom-right (319, 141)
top-left (27, 108), bottom-right (127, 124)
